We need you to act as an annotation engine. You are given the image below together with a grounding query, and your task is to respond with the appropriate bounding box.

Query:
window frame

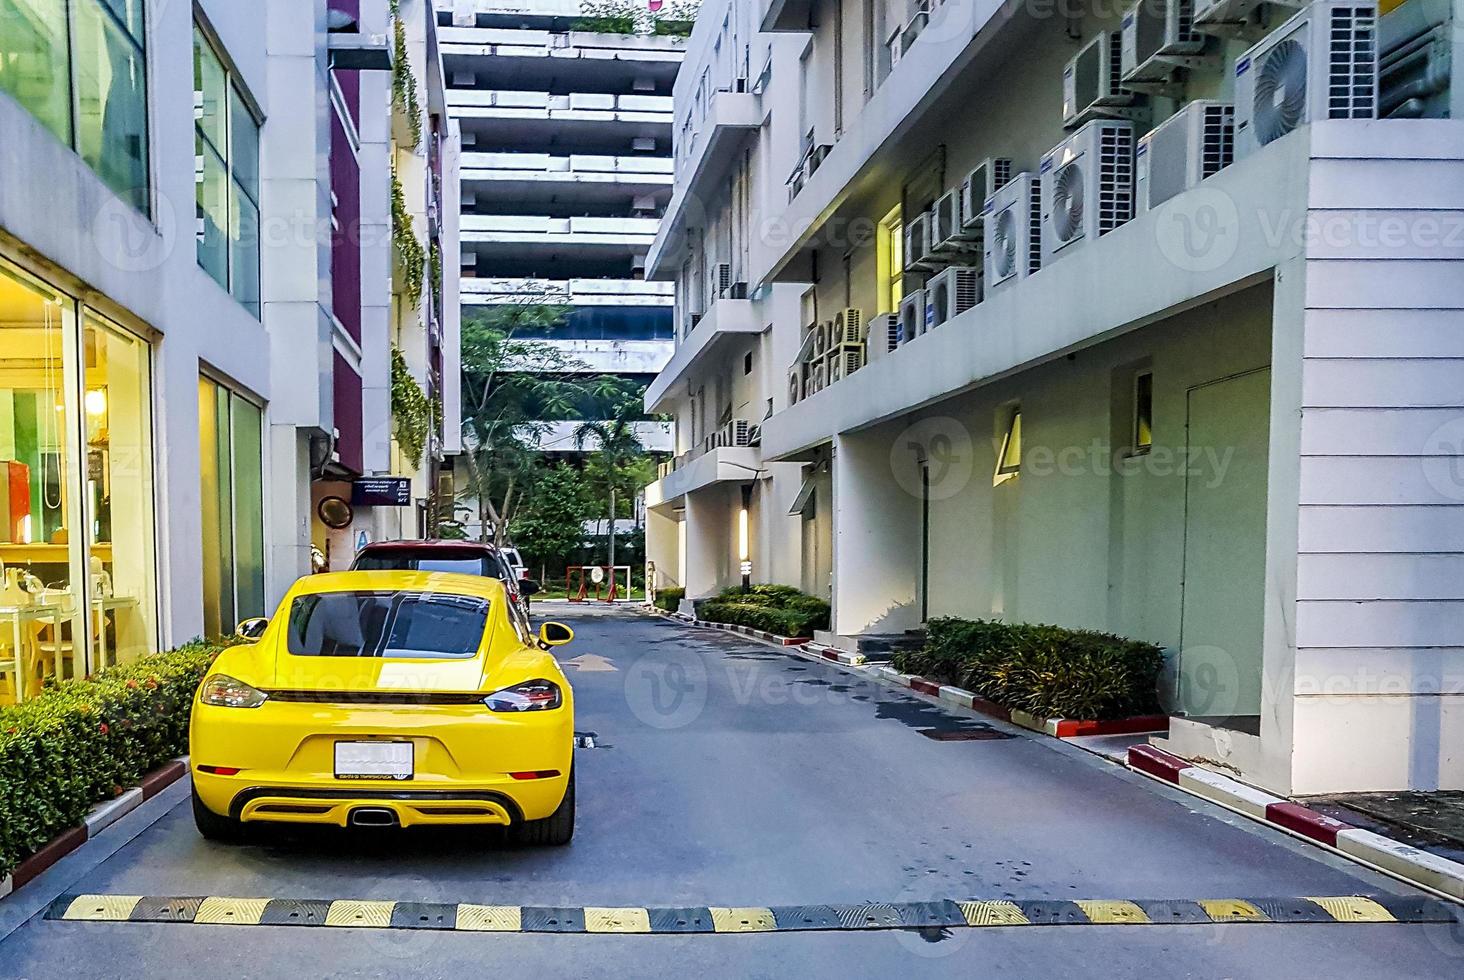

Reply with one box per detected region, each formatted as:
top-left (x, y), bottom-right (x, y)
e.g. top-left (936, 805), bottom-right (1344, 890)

top-left (994, 407), bottom-right (1021, 485)
top-left (192, 18), bottom-right (263, 317)
top-left (1132, 370), bottom-right (1154, 456)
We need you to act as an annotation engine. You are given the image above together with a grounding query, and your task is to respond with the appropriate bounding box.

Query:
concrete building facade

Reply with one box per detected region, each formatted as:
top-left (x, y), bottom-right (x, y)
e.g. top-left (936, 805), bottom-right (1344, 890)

top-left (0, 0), bottom-right (459, 688)
top-left (644, 0), bottom-right (1464, 794)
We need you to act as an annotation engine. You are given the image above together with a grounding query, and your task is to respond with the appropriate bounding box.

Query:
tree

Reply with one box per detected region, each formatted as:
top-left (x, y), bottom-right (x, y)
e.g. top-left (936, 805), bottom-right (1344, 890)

top-left (510, 464), bottom-right (593, 578)
top-left (457, 296), bottom-right (624, 544)
top-left (574, 379), bottom-right (655, 566)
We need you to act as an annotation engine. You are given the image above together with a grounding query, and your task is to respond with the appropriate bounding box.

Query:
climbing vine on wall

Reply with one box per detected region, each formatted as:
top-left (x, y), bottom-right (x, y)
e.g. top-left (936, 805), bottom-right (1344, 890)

top-left (429, 238), bottom-right (443, 309)
top-left (390, 345), bottom-right (431, 468)
top-left (391, 167), bottom-right (426, 311)
top-left (391, 5), bottom-right (423, 150)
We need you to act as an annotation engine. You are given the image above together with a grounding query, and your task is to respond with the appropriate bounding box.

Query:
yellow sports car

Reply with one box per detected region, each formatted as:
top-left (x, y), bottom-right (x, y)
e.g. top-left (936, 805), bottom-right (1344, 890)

top-left (189, 570), bottom-right (577, 845)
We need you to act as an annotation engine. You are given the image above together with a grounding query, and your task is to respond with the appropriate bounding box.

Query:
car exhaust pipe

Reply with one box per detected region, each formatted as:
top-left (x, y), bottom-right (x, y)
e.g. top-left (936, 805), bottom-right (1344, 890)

top-left (349, 807), bottom-right (398, 828)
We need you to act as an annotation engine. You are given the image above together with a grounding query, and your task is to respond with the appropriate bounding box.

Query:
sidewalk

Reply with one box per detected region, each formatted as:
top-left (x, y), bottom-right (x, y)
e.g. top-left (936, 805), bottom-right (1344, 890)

top-left (1307, 793), bottom-right (1464, 866)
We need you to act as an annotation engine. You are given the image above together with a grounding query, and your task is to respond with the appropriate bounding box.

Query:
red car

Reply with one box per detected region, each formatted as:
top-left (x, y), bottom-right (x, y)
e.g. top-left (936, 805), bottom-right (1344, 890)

top-left (350, 540), bottom-right (540, 625)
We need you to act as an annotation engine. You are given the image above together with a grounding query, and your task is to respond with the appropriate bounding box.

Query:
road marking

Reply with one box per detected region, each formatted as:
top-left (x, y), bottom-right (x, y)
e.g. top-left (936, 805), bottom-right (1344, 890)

top-left (45, 895), bottom-right (1458, 933)
top-left (563, 654), bottom-right (617, 672)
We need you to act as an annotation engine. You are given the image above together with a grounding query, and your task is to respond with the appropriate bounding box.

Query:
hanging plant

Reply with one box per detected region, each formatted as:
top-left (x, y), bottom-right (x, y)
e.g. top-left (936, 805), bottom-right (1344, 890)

top-left (391, 167), bottom-right (426, 311)
top-left (390, 345), bottom-right (431, 468)
top-left (392, 11), bottom-right (423, 150)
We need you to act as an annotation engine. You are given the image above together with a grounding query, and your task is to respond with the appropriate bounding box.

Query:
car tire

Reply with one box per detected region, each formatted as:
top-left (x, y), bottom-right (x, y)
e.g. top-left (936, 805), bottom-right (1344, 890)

top-left (192, 784), bottom-right (245, 843)
top-left (510, 768), bottom-right (575, 846)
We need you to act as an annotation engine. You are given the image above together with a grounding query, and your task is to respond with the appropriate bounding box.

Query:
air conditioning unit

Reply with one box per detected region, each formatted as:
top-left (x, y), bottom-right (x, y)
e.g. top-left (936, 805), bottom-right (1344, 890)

top-left (904, 210), bottom-right (938, 270)
top-left (898, 289), bottom-right (928, 342)
top-left (814, 321), bottom-right (830, 358)
top-left (1195, 0), bottom-right (1305, 34)
top-left (1234, 0), bottom-right (1378, 159)
top-left (926, 266), bottom-right (982, 326)
top-left (1040, 119), bottom-right (1135, 265)
top-left (714, 262), bottom-right (733, 297)
top-left (983, 172), bottom-right (1042, 293)
top-left (931, 189), bottom-right (971, 254)
top-left (1122, 0), bottom-right (1207, 84)
top-left (960, 158), bottom-right (1014, 236)
top-left (811, 360), bottom-right (828, 392)
top-left (1063, 31), bottom-right (1138, 128)
top-left (868, 312), bottom-right (900, 355)
top-left (725, 420), bottom-right (753, 446)
top-left (834, 308), bottom-right (864, 344)
top-left (788, 367), bottom-right (803, 405)
top-left (1136, 100), bottom-right (1234, 211)
top-left (828, 343), bottom-right (865, 382)
top-left (901, 0), bottom-right (931, 54)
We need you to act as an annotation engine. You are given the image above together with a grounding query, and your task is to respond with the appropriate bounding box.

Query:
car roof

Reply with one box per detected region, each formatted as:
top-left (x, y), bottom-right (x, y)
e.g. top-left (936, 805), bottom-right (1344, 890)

top-left (288, 569), bottom-right (508, 601)
top-left (356, 540), bottom-right (500, 555)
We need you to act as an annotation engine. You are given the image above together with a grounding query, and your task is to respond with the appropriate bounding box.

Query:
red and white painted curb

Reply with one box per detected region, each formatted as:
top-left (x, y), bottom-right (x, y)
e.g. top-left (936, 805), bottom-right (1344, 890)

top-left (872, 665), bottom-right (1169, 739)
top-left (1129, 745), bottom-right (1464, 902)
top-left (799, 642), bottom-right (867, 666)
top-left (0, 757), bottom-right (188, 902)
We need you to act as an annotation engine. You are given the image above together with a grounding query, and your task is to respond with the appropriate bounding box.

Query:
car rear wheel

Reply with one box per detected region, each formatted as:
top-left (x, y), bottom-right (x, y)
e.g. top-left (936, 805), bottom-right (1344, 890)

top-left (192, 784), bottom-right (245, 843)
top-left (510, 768), bottom-right (574, 846)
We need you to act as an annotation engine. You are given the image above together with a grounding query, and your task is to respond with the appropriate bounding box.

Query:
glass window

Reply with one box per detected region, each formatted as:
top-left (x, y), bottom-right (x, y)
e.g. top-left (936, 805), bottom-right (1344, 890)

top-left (352, 551), bottom-right (502, 578)
top-left (995, 408), bottom-right (1021, 485)
top-left (0, 261), bottom-right (87, 701)
top-left (71, 0), bottom-right (149, 213)
top-left (193, 24), bottom-right (261, 317)
top-left (82, 313), bottom-right (157, 667)
top-left (199, 376), bottom-right (264, 637)
top-left (0, 0), bottom-right (149, 212)
top-left (1133, 371), bottom-right (1154, 454)
top-left (286, 592), bottom-right (489, 659)
top-left (878, 205), bottom-right (903, 313)
top-left (0, 0), bottom-right (74, 144)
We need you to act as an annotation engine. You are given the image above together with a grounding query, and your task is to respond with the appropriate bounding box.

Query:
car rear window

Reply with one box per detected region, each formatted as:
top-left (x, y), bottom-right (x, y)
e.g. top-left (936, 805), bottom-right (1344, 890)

top-left (287, 591), bottom-right (489, 659)
top-left (352, 551), bottom-right (502, 578)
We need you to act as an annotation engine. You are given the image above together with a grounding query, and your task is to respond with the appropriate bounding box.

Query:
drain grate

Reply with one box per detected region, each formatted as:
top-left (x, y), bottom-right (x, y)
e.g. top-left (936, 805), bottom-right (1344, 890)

top-left (920, 728), bottom-right (1015, 741)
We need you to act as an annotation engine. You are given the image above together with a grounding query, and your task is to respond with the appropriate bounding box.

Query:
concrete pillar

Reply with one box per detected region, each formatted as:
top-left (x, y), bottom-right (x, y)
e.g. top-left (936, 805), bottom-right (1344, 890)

top-left (683, 486), bottom-right (730, 598)
top-left (754, 462), bottom-right (805, 587)
top-left (645, 505), bottom-right (682, 591)
top-left (831, 423), bottom-right (921, 636)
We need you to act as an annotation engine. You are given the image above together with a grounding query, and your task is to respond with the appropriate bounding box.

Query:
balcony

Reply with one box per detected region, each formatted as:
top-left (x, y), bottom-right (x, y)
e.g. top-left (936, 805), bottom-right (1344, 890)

top-left (448, 89), bottom-right (673, 122)
top-left (463, 151), bottom-right (672, 184)
top-left (462, 278), bottom-right (673, 307)
top-left (644, 421), bottom-right (763, 508)
top-left (507, 337), bottom-right (673, 374)
top-left (759, 124), bottom-right (1312, 462)
top-left (646, 89), bottom-right (763, 280)
top-left (461, 214), bottom-right (659, 249)
top-left (521, 419), bottom-right (674, 454)
top-left (643, 298), bottom-right (762, 413)
top-left (759, 0), bottom-right (814, 33)
top-left (439, 26), bottom-right (687, 62)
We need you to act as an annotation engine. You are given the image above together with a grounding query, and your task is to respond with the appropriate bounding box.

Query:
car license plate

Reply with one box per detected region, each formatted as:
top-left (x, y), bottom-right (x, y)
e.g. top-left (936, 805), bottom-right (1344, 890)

top-left (334, 741), bottom-right (413, 780)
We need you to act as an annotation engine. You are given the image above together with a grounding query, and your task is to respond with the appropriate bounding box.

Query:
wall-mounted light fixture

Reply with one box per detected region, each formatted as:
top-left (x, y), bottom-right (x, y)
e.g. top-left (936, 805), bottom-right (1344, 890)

top-left (739, 484), bottom-right (752, 592)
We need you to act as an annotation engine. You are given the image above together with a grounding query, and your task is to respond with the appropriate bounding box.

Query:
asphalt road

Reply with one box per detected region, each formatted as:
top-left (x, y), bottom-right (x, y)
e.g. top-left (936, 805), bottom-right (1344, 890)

top-left (4, 605), bottom-right (1463, 978)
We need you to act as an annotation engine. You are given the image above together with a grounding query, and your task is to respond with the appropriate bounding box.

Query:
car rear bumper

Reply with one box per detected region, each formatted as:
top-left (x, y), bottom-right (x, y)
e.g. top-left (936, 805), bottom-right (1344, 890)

top-left (189, 699), bottom-right (573, 824)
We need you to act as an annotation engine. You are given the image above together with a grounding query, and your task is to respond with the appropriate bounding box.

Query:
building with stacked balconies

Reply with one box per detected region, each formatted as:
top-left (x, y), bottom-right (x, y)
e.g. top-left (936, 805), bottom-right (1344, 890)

top-left (644, 0), bottom-right (1464, 795)
top-left (436, 0), bottom-right (683, 478)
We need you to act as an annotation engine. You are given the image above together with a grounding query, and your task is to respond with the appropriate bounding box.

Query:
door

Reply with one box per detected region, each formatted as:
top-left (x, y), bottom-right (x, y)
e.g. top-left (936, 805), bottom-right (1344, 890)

top-left (1177, 368), bottom-right (1270, 726)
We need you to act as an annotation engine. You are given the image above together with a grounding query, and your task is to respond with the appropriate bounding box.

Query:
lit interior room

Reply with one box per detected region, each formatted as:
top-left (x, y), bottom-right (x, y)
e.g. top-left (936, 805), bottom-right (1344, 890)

top-left (0, 258), bottom-right (156, 702)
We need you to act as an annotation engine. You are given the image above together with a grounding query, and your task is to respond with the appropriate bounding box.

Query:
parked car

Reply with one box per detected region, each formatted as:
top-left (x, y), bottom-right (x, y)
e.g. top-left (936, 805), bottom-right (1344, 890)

top-left (351, 540), bottom-right (539, 623)
top-left (190, 569), bottom-right (577, 844)
top-left (499, 545), bottom-right (529, 582)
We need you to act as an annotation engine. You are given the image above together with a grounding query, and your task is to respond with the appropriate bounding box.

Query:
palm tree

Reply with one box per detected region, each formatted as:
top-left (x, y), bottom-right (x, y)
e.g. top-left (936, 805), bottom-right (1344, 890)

top-left (573, 384), bottom-right (650, 567)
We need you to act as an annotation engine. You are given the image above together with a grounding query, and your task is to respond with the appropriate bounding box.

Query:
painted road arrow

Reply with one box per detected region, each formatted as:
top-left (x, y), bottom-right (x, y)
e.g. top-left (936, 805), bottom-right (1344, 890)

top-left (562, 654), bottom-right (617, 672)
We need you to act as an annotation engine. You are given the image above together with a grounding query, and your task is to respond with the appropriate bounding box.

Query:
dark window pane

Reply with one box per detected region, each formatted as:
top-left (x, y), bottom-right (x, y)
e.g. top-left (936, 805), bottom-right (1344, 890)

top-left (287, 592), bottom-right (490, 659)
top-left (196, 144), bottom-right (228, 288)
top-left (0, 0), bottom-right (73, 144)
top-left (353, 550), bottom-right (501, 578)
top-left (193, 26), bottom-right (226, 152)
top-left (229, 85), bottom-right (259, 202)
top-left (98, 0), bottom-right (144, 44)
top-left (73, 0), bottom-right (148, 210)
top-left (230, 178), bottom-right (260, 316)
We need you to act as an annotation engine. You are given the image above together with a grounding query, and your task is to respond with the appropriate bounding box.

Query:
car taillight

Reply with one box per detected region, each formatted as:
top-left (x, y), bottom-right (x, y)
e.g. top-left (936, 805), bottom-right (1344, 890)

top-left (483, 679), bottom-right (562, 712)
top-left (199, 674), bottom-right (268, 708)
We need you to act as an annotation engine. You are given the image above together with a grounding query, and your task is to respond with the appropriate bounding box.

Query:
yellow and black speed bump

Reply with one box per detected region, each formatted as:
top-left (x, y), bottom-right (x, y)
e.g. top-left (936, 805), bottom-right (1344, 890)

top-left (45, 894), bottom-right (1460, 934)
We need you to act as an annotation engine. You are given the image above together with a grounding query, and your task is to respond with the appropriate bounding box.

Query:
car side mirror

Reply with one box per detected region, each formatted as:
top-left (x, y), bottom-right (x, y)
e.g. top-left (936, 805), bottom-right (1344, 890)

top-left (519, 578), bottom-right (541, 597)
top-left (538, 622), bottom-right (573, 647)
top-left (235, 617), bottom-right (268, 641)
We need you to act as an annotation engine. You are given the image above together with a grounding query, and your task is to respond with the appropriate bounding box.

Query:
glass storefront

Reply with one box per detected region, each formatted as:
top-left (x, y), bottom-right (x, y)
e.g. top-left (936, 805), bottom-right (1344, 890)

top-left (199, 376), bottom-right (264, 638)
top-left (0, 257), bottom-right (157, 703)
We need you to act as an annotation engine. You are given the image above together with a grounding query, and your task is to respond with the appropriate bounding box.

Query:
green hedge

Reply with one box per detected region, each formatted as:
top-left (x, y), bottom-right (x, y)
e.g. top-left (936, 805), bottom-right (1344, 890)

top-left (0, 640), bottom-right (228, 878)
top-left (892, 617), bottom-right (1163, 721)
top-left (700, 585), bottom-right (831, 638)
top-left (653, 587), bottom-right (685, 613)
